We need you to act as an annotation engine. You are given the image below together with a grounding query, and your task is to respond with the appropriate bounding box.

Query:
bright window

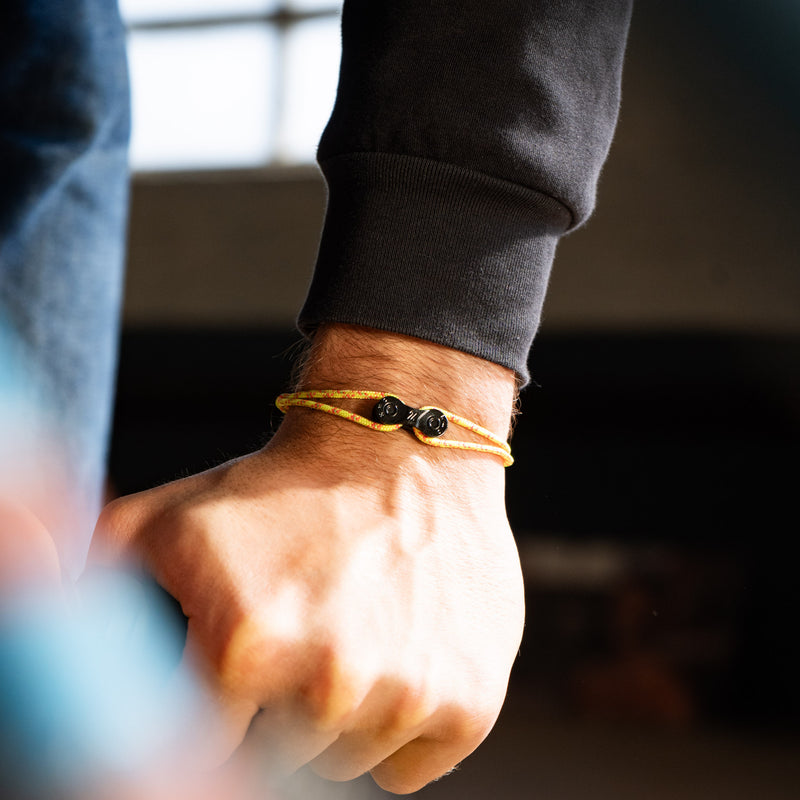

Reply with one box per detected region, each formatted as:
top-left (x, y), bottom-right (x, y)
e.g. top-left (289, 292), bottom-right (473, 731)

top-left (121, 1), bottom-right (343, 170)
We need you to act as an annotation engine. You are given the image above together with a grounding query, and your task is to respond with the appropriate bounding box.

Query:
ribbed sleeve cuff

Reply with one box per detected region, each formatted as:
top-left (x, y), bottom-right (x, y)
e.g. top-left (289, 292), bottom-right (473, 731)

top-left (297, 153), bottom-right (572, 384)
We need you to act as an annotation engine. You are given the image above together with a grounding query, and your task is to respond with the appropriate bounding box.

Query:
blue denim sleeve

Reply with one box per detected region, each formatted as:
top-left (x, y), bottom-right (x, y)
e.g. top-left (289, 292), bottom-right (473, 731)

top-left (0, 0), bottom-right (130, 574)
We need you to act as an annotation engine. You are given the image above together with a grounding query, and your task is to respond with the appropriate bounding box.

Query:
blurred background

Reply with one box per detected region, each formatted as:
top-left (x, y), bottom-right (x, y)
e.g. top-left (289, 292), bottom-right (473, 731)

top-left (111, 1), bottom-right (799, 798)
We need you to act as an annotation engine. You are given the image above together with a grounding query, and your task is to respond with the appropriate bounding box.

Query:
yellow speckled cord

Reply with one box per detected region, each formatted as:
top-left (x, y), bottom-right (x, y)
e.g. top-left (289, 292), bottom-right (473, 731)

top-left (275, 389), bottom-right (513, 467)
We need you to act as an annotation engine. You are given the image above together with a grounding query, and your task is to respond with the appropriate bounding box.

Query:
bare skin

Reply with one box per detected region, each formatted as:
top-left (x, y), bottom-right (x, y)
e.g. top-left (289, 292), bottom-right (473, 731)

top-left (0, 500), bottom-right (61, 593)
top-left (89, 324), bottom-right (525, 794)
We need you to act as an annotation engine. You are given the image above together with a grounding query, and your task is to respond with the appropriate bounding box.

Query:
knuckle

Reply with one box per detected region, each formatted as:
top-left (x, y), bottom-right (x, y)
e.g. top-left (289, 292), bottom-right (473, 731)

top-left (211, 604), bottom-right (278, 692)
top-left (92, 497), bottom-right (143, 558)
top-left (301, 642), bottom-right (368, 731)
top-left (95, 497), bottom-right (131, 535)
top-left (383, 682), bottom-right (436, 734)
top-left (439, 702), bottom-right (499, 748)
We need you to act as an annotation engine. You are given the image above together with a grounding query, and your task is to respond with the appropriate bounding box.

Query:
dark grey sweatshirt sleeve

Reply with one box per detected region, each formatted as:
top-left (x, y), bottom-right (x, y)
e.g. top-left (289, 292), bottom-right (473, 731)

top-left (297, 0), bottom-right (633, 384)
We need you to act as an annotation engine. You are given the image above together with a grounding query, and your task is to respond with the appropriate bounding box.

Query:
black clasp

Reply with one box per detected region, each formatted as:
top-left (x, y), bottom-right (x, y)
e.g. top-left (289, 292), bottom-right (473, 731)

top-left (372, 395), bottom-right (448, 438)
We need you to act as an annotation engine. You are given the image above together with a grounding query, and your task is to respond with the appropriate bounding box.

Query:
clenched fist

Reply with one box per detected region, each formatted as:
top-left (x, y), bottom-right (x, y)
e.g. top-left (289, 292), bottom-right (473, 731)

top-left (89, 325), bottom-right (525, 794)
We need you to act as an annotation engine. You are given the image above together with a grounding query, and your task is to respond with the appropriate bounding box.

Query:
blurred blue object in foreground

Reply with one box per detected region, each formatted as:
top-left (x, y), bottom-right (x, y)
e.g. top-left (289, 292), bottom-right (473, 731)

top-left (0, 570), bottom-right (193, 798)
top-left (0, 323), bottom-right (40, 450)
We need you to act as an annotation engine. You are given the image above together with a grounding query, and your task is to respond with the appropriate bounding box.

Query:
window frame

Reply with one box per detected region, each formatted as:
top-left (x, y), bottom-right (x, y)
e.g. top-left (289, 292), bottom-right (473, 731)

top-left (123, 1), bottom-right (343, 172)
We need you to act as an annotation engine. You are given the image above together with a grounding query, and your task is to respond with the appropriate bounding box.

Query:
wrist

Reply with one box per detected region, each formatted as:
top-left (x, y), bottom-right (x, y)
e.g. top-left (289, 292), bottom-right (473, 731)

top-left (293, 324), bottom-right (517, 439)
top-left (267, 324), bottom-right (517, 477)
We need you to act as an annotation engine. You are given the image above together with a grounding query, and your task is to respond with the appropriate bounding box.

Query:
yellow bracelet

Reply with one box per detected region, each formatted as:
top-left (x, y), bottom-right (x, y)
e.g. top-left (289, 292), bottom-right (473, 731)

top-left (275, 389), bottom-right (513, 467)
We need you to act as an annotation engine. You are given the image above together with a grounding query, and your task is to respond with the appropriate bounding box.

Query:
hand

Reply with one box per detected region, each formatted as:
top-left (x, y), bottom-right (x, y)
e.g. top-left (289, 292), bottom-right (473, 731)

top-left (90, 325), bottom-right (525, 794)
top-left (0, 500), bottom-right (61, 593)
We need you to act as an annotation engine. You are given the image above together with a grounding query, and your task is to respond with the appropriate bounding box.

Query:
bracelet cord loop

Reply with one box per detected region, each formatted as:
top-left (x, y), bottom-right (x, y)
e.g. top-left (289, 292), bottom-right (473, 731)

top-left (275, 389), bottom-right (513, 467)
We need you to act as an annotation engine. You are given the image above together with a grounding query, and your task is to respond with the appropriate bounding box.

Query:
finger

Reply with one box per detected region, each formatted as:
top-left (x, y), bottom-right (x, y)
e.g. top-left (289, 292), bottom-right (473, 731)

top-left (174, 626), bottom-right (262, 769)
top-left (370, 737), bottom-right (477, 795)
top-left (174, 612), bottom-right (335, 770)
top-left (242, 704), bottom-right (342, 779)
top-left (310, 728), bottom-right (419, 785)
top-left (307, 677), bottom-right (435, 783)
top-left (369, 708), bottom-right (498, 795)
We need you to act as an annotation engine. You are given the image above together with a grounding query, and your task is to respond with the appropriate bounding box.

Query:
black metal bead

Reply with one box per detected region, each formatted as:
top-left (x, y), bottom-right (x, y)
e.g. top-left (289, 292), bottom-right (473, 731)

top-left (416, 409), bottom-right (448, 438)
top-left (373, 396), bottom-right (448, 438)
top-left (372, 395), bottom-right (406, 424)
